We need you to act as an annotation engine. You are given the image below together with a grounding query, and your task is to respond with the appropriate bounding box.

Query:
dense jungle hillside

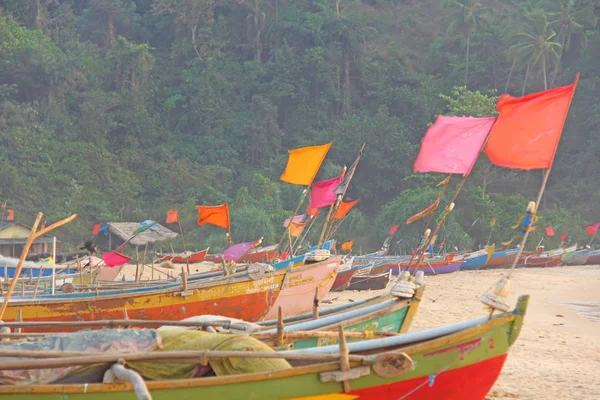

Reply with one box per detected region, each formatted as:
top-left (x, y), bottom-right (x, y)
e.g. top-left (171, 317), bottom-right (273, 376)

top-left (0, 0), bottom-right (598, 253)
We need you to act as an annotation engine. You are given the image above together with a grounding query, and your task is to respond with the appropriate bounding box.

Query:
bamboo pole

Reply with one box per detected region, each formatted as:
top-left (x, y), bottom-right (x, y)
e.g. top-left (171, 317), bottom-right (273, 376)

top-left (0, 213), bottom-right (77, 320)
top-left (338, 325), bottom-right (351, 392)
top-left (409, 173), bottom-right (469, 276)
top-left (507, 168), bottom-right (551, 276)
top-left (275, 188), bottom-right (310, 254)
top-left (0, 349), bottom-right (373, 371)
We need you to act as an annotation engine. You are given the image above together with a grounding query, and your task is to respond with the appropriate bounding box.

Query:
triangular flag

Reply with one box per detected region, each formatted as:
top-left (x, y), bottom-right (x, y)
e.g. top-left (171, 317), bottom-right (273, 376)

top-left (196, 204), bottom-right (230, 230)
top-left (406, 197), bottom-right (441, 225)
top-left (289, 221), bottom-right (307, 237)
top-left (1, 200), bottom-right (6, 210)
top-left (561, 233), bottom-right (568, 241)
top-left (166, 208), bottom-right (179, 224)
top-left (280, 143), bottom-right (332, 186)
top-left (485, 74), bottom-right (579, 169)
top-left (341, 241), bottom-right (353, 252)
top-left (545, 226), bottom-right (555, 237)
top-left (102, 252), bottom-right (131, 267)
top-left (585, 222), bottom-right (600, 236)
top-left (389, 225), bottom-right (399, 235)
top-left (333, 199), bottom-right (359, 219)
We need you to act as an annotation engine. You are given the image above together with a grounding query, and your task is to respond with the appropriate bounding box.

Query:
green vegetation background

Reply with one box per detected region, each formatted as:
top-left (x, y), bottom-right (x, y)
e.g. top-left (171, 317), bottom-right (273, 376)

top-left (0, 0), bottom-right (598, 253)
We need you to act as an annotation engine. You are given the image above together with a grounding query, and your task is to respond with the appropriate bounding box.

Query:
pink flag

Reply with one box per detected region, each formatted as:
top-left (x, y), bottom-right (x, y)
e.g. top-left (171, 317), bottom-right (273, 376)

top-left (414, 116), bottom-right (496, 175)
top-left (223, 241), bottom-right (258, 261)
top-left (102, 252), bottom-right (131, 267)
top-left (545, 226), bottom-right (555, 237)
top-left (389, 225), bottom-right (399, 235)
top-left (283, 214), bottom-right (306, 228)
top-left (310, 176), bottom-right (342, 209)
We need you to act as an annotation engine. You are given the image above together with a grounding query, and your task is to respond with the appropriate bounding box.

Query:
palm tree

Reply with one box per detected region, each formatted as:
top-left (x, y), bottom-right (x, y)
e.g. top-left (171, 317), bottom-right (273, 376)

top-left (545, 0), bottom-right (598, 86)
top-left (444, 0), bottom-right (491, 88)
top-left (509, 9), bottom-right (562, 91)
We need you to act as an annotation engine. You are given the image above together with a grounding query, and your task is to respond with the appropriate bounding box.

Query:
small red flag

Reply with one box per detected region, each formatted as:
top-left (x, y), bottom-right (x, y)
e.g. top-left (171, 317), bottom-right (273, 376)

top-left (166, 208), bottom-right (179, 224)
top-left (545, 226), bottom-right (555, 237)
top-left (6, 209), bottom-right (14, 221)
top-left (1, 200), bottom-right (6, 210)
top-left (585, 222), bottom-right (600, 236)
top-left (92, 223), bottom-right (102, 235)
top-left (307, 206), bottom-right (319, 217)
top-left (389, 225), bottom-right (399, 235)
top-left (561, 233), bottom-right (568, 241)
top-left (102, 252), bottom-right (131, 267)
top-left (196, 203), bottom-right (230, 230)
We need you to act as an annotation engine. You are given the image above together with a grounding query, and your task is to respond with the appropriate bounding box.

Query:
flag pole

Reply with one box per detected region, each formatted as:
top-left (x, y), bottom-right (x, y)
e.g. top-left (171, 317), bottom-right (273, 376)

top-left (588, 230), bottom-right (598, 247)
top-left (318, 143), bottom-right (366, 246)
top-left (293, 215), bottom-right (318, 253)
top-left (409, 173), bottom-right (469, 276)
top-left (176, 211), bottom-right (187, 251)
top-left (275, 188), bottom-right (309, 254)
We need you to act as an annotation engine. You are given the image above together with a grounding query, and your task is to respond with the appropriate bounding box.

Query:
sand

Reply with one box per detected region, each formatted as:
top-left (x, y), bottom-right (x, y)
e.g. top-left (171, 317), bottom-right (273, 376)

top-left (119, 262), bottom-right (600, 398)
top-left (325, 266), bottom-right (600, 400)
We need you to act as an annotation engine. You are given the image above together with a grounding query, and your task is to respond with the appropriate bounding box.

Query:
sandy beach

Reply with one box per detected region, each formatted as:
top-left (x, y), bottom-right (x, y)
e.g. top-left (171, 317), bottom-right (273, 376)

top-left (325, 266), bottom-right (600, 400)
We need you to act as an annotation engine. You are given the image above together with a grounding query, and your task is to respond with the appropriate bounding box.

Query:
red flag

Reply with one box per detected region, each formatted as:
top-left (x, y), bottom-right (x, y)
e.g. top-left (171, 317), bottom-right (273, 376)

top-left (92, 223), bottom-right (102, 235)
top-left (545, 226), bottom-right (555, 237)
top-left (166, 208), bottom-right (179, 224)
top-left (307, 206), bottom-right (319, 217)
top-left (333, 199), bottom-right (359, 219)
top-left (389, 225), bottom-right (399, 235)
top-left (6, 209), bottom-right (14, 221)
top-left (196, 204), bottom-right (230, 230)
top-left (586, 222), bottom-right (600, 236)
top-left (1, 200), bottom-right (6, 210)
top-left (485, 74), bottom-right (579, 169)
top-left (561, 233), bottom-right (568, 241)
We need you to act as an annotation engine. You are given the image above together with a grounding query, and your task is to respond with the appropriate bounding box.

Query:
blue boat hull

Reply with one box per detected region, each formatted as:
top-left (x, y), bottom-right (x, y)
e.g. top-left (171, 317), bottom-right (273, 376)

top-left (0, 265), bottom-right (77, 279)
top-left (460, 254), bottom-right (489, 270)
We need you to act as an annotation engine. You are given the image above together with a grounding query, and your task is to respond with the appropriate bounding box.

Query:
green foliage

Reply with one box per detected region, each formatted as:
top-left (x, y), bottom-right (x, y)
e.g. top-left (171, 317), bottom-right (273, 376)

top-left (0, 0), bottom-right (597, 254)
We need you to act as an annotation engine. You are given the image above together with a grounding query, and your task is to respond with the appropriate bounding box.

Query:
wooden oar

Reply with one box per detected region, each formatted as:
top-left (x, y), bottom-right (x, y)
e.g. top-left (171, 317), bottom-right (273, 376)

top-left (0, 349), bottom-right (373, 370)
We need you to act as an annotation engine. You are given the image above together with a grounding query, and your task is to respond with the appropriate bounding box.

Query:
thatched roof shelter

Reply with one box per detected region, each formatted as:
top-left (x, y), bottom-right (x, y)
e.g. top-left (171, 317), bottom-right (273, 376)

top-left (106, 222), bottom-right (178, 248)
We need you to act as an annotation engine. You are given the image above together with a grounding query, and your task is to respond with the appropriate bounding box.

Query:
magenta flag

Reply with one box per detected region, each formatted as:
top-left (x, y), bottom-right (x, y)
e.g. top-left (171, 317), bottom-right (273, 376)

top-left (585, 222), bottom-right (600, 236)
top-left (223, 241), bottom-right (258, 261)
top-left (102, 252), bottom-right (131, 267)
top-left (283, 214), bottom-right (306, 228)
top-left (414, 116), bottom-right (496, 175)
top-left (310, 176), bottom-right (342, 209)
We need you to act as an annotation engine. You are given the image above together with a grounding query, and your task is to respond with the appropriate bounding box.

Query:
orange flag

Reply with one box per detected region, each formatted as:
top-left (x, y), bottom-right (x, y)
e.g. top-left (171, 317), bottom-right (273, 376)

top-left (280, 143), bottom-right (332, 186)
top-left (485, 74), bottom-right (579, 170)
top-left (1, 200), bottom-right (6, 210)
top-left (288, 221), bottom-right (306, 237)
top-left (6, 209), bottom-right (14, 221)
top-left (196, 204), bottom-right (230, 230)
top-left (341, 240), bottom-right (353, 252)
top-left (307, 205), bottom-right (320, 217)
top-left (166, 208), bottom-right (179, 224)
top-left (333, 199), bottom-right (359, 219)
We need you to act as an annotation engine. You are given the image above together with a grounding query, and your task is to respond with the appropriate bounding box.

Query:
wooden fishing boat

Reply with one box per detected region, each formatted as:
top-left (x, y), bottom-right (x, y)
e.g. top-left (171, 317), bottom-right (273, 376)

top-left (0, 295), bottom-right (529, 400)
top-left (240, 244), bottom-right (279, 263)
top-left (0, 262), bottom-right (78, 279)
top-left (560, 246), bottom-right (579, 265)
top-left (518, 253), bottom-right (563, 267)
top-left (460, 244), bottom-right (495, 270)
top-left (155, 248), bottom-right (209, 264)
top-left (263, 257), bottom-right (341, 320)
top-left (0, 270), bottom-right (286, 332)
top-left (330, 257), bottom-right (356, 292)
top-left (399, 257), bottom-right (462, 275)
top-left (584, 249), bottom-right (600, 265)
top-left (346, 270), bottom-right (392, 291)
top-left (568, 249), bottom-right (591, 265)
top-left (483, 247), bottom-right (542, 269)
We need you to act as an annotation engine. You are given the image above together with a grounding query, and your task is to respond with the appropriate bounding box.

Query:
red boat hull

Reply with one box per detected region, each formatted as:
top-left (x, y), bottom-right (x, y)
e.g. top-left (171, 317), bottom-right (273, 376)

top-left (240, 245), bottom-right (279, 263)
top-left (331, 268), bottom-right (357, 291)
top-left (518, 254), bottom-right (563, 267)
top-left (348, 354), bottom-right (507, 399)
top-left (156, 249), bottom-right (209, 264)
